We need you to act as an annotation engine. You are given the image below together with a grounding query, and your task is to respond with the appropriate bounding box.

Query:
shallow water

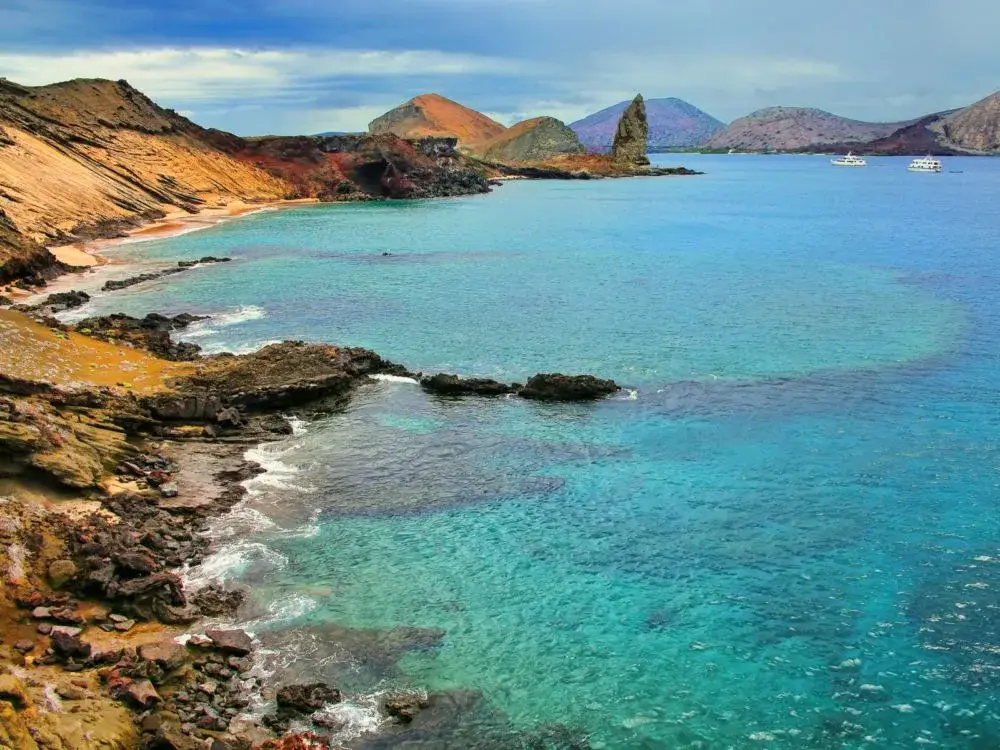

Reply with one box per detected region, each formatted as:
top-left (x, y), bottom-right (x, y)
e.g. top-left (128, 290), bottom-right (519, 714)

top-left (83, 155), bottom-right (1000, 747)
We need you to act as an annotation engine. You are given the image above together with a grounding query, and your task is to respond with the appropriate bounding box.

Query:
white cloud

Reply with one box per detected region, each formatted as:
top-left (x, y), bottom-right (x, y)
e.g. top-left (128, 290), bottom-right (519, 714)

top-left (0, 47), bottom-right (523, 102)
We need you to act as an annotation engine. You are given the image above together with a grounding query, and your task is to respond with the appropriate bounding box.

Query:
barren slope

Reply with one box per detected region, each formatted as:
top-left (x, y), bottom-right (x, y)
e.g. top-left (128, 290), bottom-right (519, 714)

top-left (706, 107), bottom-right (907, 151)
top-left (368, 93), bottom-right (507, 149)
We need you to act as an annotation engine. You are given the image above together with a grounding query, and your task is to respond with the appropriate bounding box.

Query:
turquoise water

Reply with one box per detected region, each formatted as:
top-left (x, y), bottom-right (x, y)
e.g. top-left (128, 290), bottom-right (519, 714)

top-left (82, 155), bottom-right (1000, 747)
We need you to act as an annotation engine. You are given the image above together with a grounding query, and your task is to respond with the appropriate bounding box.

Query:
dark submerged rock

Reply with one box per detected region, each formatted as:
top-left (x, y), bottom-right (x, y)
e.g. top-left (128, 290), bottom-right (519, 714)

top-left (518, 373), bottom-right (620, 401)
top-left (419, 373), bottom-right (514, 397)
top-left (276, 682), bottom-right (343, 713)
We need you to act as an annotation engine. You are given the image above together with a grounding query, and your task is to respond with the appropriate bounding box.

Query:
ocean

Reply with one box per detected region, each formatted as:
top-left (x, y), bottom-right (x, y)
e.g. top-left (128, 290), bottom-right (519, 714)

top-left (65, 154), bottom-right (1000, 748)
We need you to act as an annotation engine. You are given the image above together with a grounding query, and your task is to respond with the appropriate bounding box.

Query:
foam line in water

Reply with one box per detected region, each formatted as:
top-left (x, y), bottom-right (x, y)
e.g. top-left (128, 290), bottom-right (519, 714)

top-left (371, 374), bottom-right (419, 384)
top-left (178, 305), bottom-right (267, 340)
top-left (182, 541), bottom-right (288, 591)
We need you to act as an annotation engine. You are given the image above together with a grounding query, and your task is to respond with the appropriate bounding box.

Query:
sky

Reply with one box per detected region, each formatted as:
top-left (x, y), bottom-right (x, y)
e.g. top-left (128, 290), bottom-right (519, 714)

top-left (1, 0), bottom-right (996, 136)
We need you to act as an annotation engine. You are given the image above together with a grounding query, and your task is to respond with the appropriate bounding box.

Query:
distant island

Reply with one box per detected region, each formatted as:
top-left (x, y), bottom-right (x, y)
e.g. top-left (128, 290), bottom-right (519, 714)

top-left (364, 89), bottom-right (1000, 157)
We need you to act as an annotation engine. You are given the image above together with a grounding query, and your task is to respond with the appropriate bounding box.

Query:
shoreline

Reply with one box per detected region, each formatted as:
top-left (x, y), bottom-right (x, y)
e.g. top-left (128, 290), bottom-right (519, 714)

top-left (0, 295), bottom-right (621, 747)
top-left (23, 198), bottom-right (320, 301)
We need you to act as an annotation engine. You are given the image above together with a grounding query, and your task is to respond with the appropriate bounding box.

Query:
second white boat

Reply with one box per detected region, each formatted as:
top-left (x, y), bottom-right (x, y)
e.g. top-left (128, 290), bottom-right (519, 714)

top-left (831, 152), bottom-right (867, 167)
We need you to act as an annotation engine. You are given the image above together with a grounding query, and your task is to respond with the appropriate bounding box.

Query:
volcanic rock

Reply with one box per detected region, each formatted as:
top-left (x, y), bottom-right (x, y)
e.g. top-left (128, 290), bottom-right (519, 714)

top-left (192, 584), bottom-right (246, 617)
top-left (112, 678), bottom-right (160, 709)
top-left (419, 373), bottom-right (515, 397)
top-left (204, 629), bottom-right (253, 656)
top-left (518, 373), bottom-right (620, 401)
top-left (50, 630), bottom-right (91, 661)
top-left (276, 683), bottom-right (343, 713)
top-left (73, 312), bottom-right (204, 361)
top-left (21, 290), bottom-right (90, 315)
top-left (384, 692), bottom-right (431, 723)
top-left (610, 95), bottom-right (650, 166)
top-left (138, 640), bottom-right (188, 672)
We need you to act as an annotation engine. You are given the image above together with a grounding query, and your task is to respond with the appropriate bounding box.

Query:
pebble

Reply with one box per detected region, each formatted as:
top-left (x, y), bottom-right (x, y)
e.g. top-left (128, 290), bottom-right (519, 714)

top-left (13, 640), bottom-right (34, 654)
top-left (113, 619), bottom-right (136, 632)
top-left (31, 606), bottom-right (51, 619)
top-left (109, 613), bottom-right (128, 623)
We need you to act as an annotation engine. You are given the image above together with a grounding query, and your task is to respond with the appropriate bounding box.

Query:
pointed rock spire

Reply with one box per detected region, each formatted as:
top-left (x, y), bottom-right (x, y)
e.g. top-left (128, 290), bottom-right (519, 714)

top-left (610, 94), bottom-right (650, 166)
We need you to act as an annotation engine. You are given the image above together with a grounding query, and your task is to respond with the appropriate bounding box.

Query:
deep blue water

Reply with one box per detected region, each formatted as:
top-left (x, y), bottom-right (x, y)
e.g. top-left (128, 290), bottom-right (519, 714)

top-left (70, 155), bottom-right (1000, 748)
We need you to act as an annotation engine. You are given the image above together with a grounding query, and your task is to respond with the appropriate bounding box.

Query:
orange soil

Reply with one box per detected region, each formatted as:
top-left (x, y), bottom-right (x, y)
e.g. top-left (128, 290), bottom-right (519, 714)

top-left (0, 309), bottom-right (191, 394)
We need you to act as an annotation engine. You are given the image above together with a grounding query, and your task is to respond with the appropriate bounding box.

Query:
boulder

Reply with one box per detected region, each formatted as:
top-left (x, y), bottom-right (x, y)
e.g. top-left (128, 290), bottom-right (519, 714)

top-left (518, 373), bottom-right (620, 401)
top-left (610, 94), bottom-right (651, 167)
top-left (204, 629), bottom-right (253, 656)
top-left (138, 640), bottom-right (188, 672)
top-left (112, 678), bottom-right (160, 709)
top-left (419, 373), bottom-right (514, 397)
top-left (192, 584), bottom-right (246, 617)
top-left (47, 559), bottom-right (77, 589)
top-left (276, 683), bottom-right (343, 714)
top-left (50, 630), bottom-right (91, 661)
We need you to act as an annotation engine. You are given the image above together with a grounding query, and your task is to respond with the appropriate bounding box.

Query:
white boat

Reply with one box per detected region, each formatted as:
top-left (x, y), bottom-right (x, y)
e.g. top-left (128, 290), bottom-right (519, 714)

top-left (908, 155), bottom-right (943, 173)
top-left (831, 152), bottom-right (867, 167)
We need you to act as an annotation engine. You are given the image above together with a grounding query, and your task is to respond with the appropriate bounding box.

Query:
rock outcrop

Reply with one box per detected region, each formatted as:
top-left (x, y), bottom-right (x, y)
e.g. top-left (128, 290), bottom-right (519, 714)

top-left (73, 312), bottom-right (206, 361)
top-left (611, 95), bottom-right (651, 166)
top-left (368, 93), bottom-right (507, 150)
top-left (571, 97), bottom-right (723, 152)
top-left (479, 117), bottom-right (584, 163)
top-left (229, 134), bottom-right (491, 200)
top-left (518, 373), bottom-right (620, 401)
top-left (420, 373), bottom-right (516, 397)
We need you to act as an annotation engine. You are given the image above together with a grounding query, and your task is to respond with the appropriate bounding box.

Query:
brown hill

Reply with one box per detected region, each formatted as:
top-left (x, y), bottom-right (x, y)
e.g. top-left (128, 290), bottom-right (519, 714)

top-left (479, 117), bottom-right (584, 162)
top-left (368, 93), bottom-right (507, 149)
top-left (940, 90), bottom-right (1000, 153)
top-left (0, 77), bottom-right (287, 283)
top-left (706, 107), bottom-right (907, 152)
top-left (0, 79), bottom-right (491, 284)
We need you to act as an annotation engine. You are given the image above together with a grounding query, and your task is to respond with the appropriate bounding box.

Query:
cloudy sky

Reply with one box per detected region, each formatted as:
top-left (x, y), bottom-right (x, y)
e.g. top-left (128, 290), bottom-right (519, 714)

top-left (1, 0), bottom-right (996, 135)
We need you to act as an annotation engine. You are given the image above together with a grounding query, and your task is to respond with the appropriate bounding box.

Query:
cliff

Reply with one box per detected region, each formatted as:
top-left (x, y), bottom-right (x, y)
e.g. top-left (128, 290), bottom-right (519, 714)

top-left (940, 91), bottom-right (1000, 153)
top-left (368, 93), bottom-right (507, 150)
top-left (0, 79), bottom-right (491, 285)
top-left (571, 97), bottom-right (723, 152)
top-left (479, 117), bottom-right (584, 163)
top-left (611, 95), bottom-right (650, 166)
top-left (705, 107), bottom-right (907, 152)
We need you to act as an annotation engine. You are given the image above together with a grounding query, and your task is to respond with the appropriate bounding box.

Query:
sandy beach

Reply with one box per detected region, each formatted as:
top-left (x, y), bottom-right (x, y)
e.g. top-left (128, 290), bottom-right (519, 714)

top-left (46, 198), bottom-right (319, 271)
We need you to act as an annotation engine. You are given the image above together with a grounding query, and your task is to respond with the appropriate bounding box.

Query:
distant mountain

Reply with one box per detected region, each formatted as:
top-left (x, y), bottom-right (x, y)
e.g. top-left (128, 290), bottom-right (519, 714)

top-left (770, 89), bottom-right (1000, 156)
top-left (368, 93), bottom-right (506, 149)
top-left (705, 107), bottom-right (908, 152)
top-left (570, 98), bottom-right (723, 152)
top-left (480, 117), bottom-right (584, 163)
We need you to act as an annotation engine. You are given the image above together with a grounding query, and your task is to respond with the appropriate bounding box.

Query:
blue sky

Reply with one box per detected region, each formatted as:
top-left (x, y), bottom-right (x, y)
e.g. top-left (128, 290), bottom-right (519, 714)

top-left (1, 0), bottom-right (996, 136)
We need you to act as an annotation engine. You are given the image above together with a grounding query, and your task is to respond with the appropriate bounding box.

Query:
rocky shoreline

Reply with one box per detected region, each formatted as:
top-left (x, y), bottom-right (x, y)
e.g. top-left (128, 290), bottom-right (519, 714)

top-left (0, 302), bottom-right (613, 748)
